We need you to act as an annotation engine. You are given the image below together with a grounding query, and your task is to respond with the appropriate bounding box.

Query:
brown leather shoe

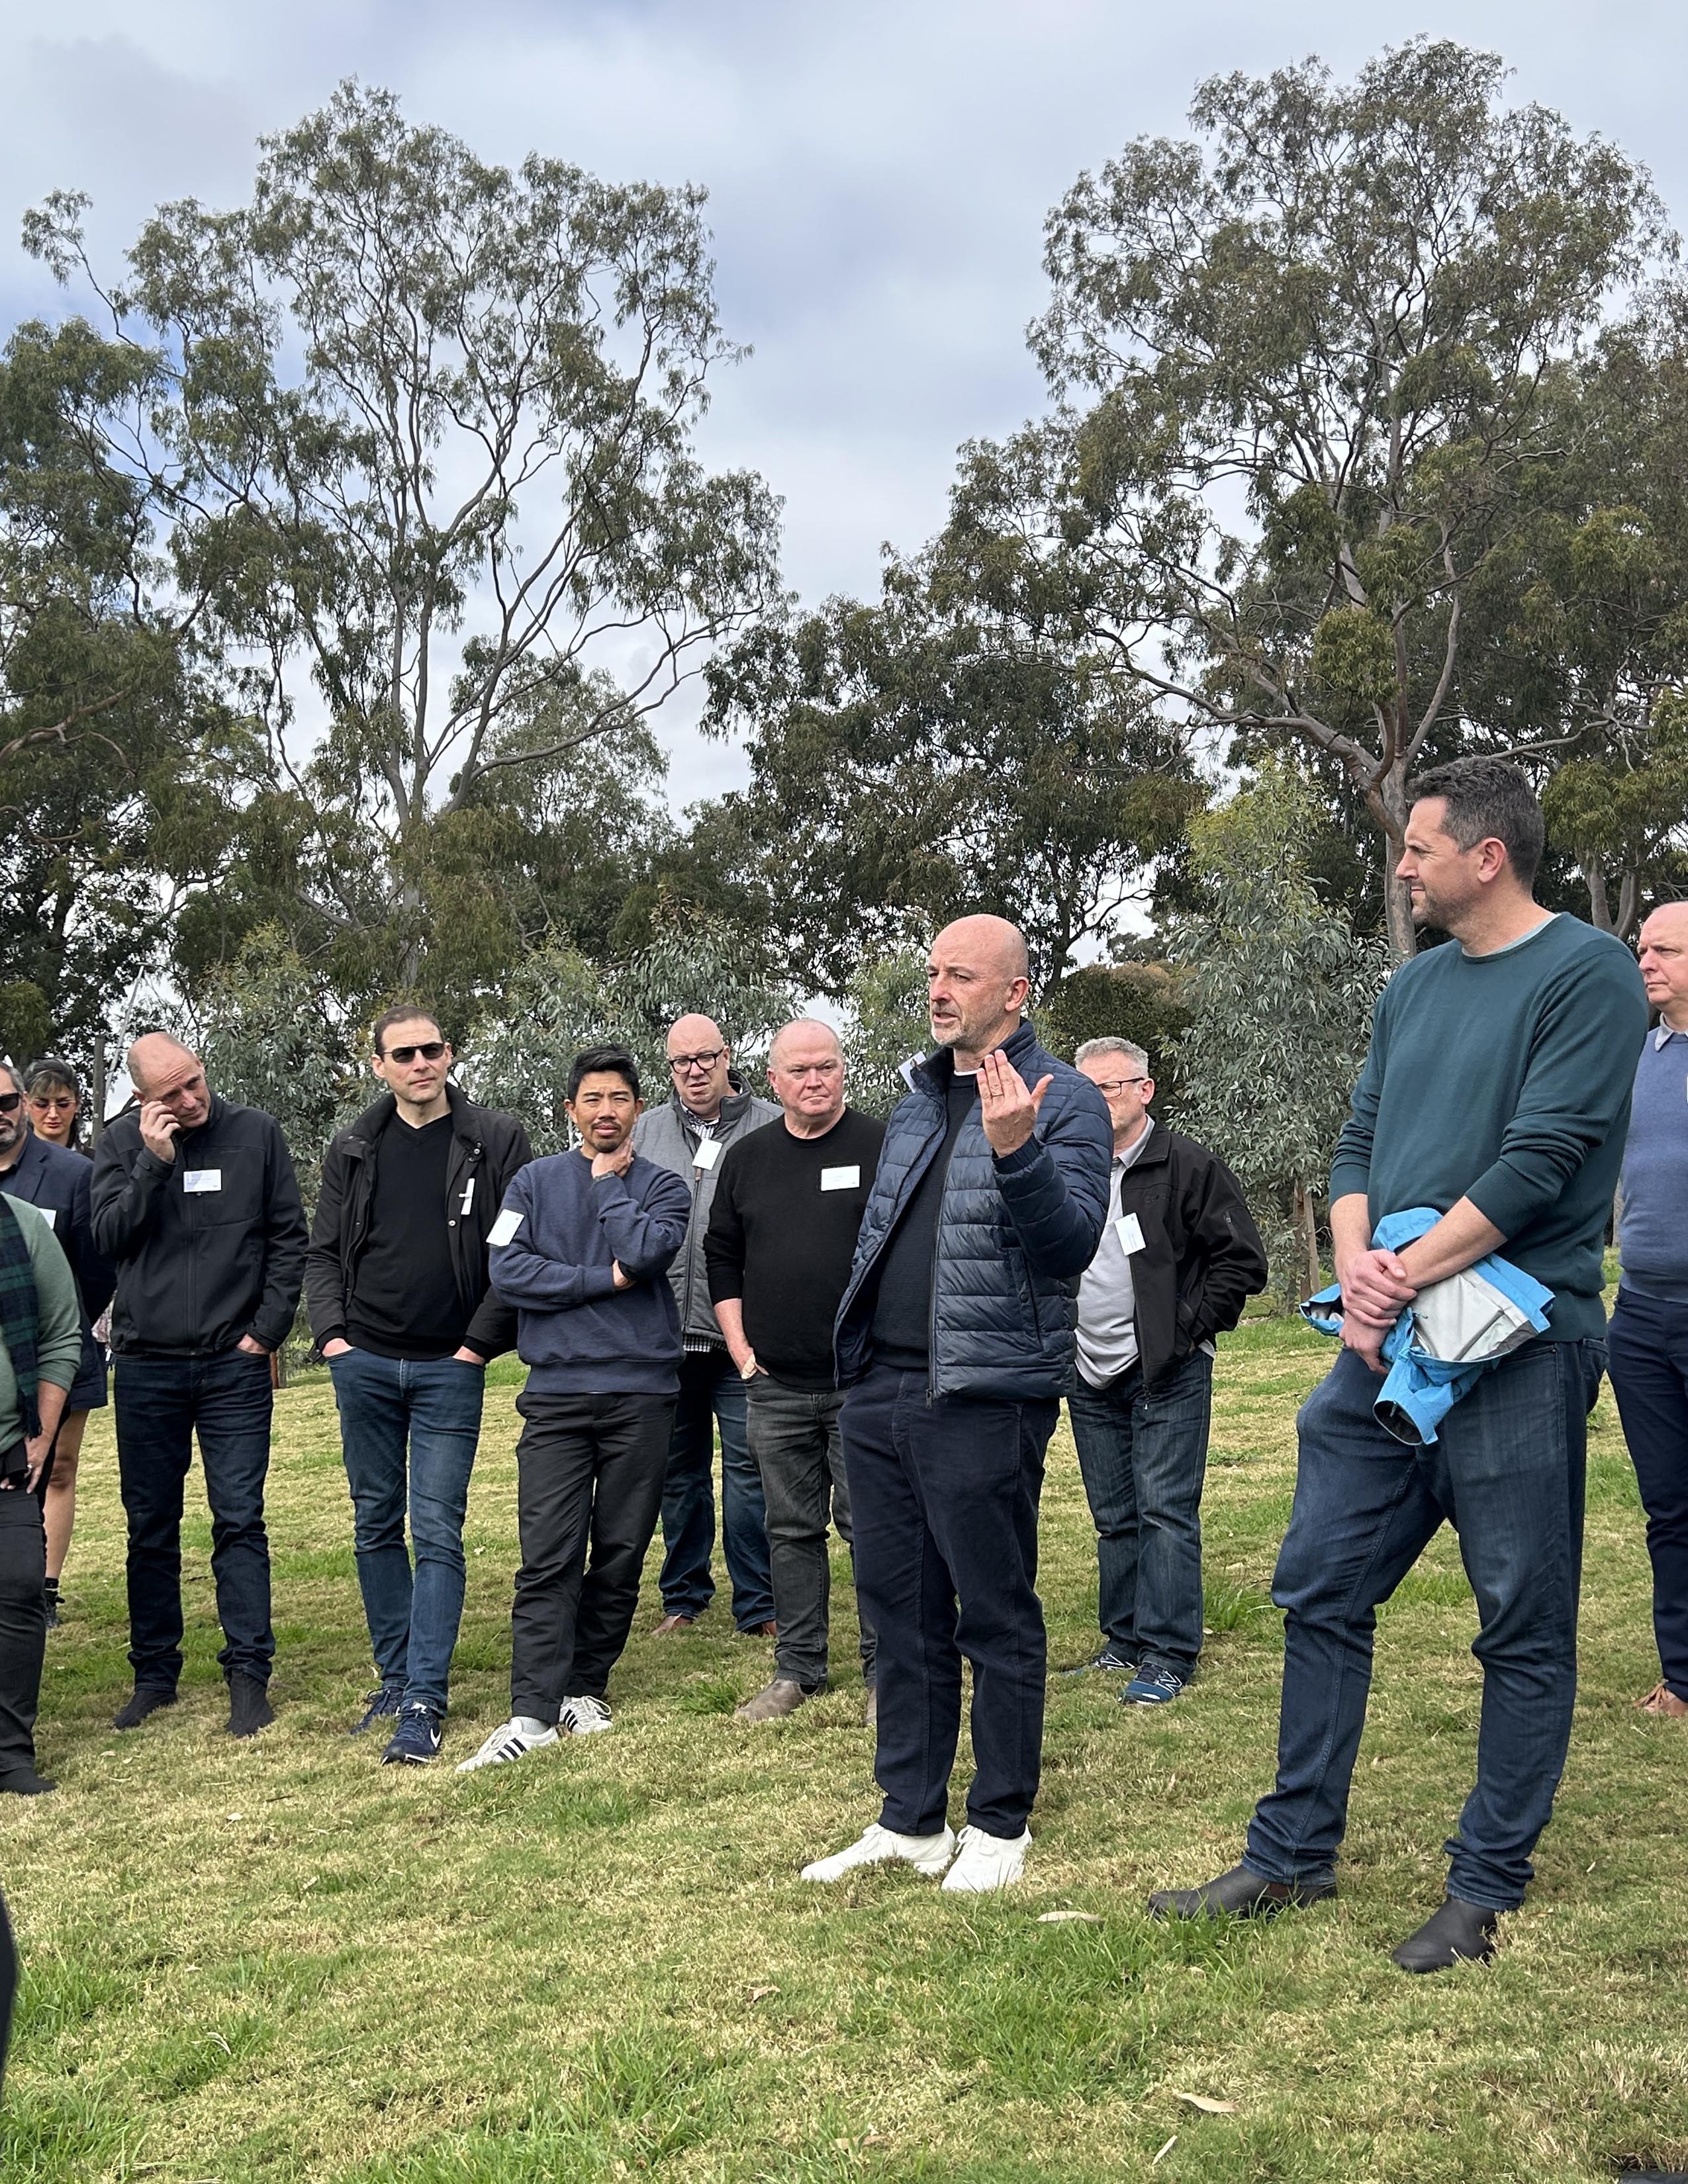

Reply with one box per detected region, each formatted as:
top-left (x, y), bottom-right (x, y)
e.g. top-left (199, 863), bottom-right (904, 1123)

top-left (1637, 1680), bottom-right (1688, 1718)
top-left (652, 1612), bottom-right (696, 1637)
top-left (742, 1620), bottom-right (778, 1641)
top-left (735, 1677), bottom-right (812, 1723)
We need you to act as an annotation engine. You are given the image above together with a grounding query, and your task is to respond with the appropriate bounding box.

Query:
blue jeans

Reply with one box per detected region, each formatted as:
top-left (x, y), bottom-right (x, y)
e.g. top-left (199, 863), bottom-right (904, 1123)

top-left (1245, 1338), bottom-right (1605, 1913)
top-left (1067, 1349), bottom-right (1213, 1677)
top-left (1607, 1287), bottom-right (1688, 1700)
top-left (328, 1348), bottom-right (486, 1713)
top-left (842, 1364), bottom-right (1058, 1839)
top-left (657, 1349), bottom-right (774, 1629)
top-left (113, 1349), bottom-right (275, 1688)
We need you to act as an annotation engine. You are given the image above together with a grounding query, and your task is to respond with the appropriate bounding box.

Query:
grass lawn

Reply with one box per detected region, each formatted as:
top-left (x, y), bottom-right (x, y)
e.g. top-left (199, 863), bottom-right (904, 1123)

top-left (3, 1314), bottom-right (1685, 2183)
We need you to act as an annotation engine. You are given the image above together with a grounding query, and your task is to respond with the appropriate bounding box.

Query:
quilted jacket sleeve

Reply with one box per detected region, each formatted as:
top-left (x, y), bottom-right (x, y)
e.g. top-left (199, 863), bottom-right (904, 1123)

top-left (990, 1064), bottom-right (1113, 1281)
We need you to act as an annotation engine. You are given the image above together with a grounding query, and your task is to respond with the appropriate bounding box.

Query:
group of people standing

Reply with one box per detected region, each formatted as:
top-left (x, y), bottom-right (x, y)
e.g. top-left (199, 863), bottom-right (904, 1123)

top-left (2, 758), bottom-right (1685, 1976)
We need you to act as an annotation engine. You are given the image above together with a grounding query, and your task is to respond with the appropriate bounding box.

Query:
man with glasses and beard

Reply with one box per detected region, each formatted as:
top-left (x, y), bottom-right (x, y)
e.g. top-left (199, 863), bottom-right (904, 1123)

top-left (1064, 1038), bottom-right (1265, 1708)
top-left (633, 1015), bottom-right (778, 1640)
top-left (307, 1007), bottom-right (532, 1766)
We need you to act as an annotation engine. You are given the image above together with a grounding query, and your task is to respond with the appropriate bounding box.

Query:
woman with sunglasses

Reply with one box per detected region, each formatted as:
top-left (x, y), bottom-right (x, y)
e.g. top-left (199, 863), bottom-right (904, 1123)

top-left (1, 1060), bottom-right (115, 1624)
top-left (24, 1058), bottom-right (85, 1153)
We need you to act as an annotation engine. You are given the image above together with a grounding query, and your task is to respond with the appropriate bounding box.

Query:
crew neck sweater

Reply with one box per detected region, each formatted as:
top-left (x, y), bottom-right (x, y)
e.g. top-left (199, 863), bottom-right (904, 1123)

top-left (347, 1111), bottom-right (463, 1359)
top-left (868, 1073), bottom-right (978, 1369)
top-left (704, 1109), bottom-right (886, 1388)
top-left (1620, 1025), bottom-right (1688, 1301)
top-left (1328, 915), bottom-right (1648, 1341)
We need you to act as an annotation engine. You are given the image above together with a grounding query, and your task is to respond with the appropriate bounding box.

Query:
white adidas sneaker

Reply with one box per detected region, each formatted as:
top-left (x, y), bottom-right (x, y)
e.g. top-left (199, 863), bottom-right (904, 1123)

top-left (454, 1717), bottom-right (559, 1773)
top-left (559, 1695), bottom-right (613, 1736)
top-left (800, 1821), bottom-right (957, 1883)
top-left (940, 1824), bottom-right (1031, 1893)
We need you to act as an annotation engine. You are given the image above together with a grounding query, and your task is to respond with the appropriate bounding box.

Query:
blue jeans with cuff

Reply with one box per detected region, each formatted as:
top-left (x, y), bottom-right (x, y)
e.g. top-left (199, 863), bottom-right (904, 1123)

top-left (1244, 1338), bottom-right (1604, 1913)
top-left (329, 1347), bottom-right (485, 1713)
top-left (657, 1349), bottom-right (774, 1629)
top-left (1067, 1349), bottom-right (1213, 1678)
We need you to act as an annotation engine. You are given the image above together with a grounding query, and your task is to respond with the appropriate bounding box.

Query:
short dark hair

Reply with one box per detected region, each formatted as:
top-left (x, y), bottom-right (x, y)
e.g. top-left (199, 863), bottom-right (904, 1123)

top-left (1407, 757), bottom-right (1545, 887)
top-left (567, 1045), bottom-right (641, 1103)
top-left (371, 1005), bottom-right (444, 1058)
top-left (25, 1056), bottom-right (79, 1100)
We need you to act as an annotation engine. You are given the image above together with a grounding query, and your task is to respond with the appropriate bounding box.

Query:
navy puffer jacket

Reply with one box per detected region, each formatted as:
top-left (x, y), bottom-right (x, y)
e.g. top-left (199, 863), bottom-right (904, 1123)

top-left (834, 1021), bottom-right (1113, 1400)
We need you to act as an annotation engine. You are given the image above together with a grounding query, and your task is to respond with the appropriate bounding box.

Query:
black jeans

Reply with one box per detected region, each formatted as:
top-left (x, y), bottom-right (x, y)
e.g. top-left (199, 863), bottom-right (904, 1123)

top-left (1607, 1287), bottom-right (1688, 1700)
top-left (113, 1349), bottom-right (276, 1689)
top-left (0, 1483), bottom-right (47, 1782)
top-left (841, 1364), bottom-right (1058, 1839)
top-left (1067, 1350), bottom-right (1213, 1678)
top-left (510, 1389), bottom-right (675, 1719)
top-left (745, 1375), bottom-right (875, 1690)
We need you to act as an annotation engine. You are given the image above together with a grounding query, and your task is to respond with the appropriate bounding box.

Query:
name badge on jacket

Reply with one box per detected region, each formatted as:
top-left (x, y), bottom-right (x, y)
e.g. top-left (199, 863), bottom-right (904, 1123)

top-left (39, 1207), bottom-right (57, 1230)
top-left (820, 1165), bottom-right (861, 1191)
top-left (1115, 1212), bottom-right (1146, 1255)
top-left (183, 1170), bottom-right (223, 1194)
top-left (692, 1137), bottom-right (721, 1171)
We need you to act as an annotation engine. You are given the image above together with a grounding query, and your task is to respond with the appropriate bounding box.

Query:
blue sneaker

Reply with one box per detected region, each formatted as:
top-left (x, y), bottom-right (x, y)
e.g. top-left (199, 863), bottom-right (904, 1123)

top-left (1121, 1666), bottom-right (1187, 1707)
top-left (1063, 1647), bottom-right (1138, 1678)
top-left (381, 1705), bottom-right (444, 1765)
top-left (351, 1685), bottom-right (404, 1736)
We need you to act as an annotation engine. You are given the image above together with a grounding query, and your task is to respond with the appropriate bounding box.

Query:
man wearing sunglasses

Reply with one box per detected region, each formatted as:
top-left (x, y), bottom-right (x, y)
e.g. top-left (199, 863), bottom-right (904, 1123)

top-left (1066, 1038), bottom-right (1266, 1707)
top-left (632, 1015), bottom-right (779, 1640)
top-left (306, 1007), bottom-right (532, 1764)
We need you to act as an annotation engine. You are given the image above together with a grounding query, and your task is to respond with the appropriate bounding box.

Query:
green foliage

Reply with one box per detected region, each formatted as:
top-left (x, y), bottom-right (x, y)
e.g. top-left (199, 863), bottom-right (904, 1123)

top-left (841, 948), bottom-right (930, 1118)
top-left (1039, 962), bottom-right (1192, 1105)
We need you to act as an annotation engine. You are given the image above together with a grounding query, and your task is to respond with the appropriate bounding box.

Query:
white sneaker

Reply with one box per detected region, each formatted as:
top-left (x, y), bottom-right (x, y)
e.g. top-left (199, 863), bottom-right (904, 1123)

top-left (941, 1824), bottom-right (1031, 1893)
top-left (800, 1821), bottom-right (957, 1883)
top-left (454, 1717), bottom-right (558, 1773)
top-left (559, 1695), bottom-right (613, 1737)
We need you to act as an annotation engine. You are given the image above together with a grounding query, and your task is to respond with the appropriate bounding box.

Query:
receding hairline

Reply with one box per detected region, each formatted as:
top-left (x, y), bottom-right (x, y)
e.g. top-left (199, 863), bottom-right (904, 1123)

top-left (931, 915), bottom-right (1031, 984)
top-left (1641, 901), bottom-right (1688, 934)
top-left (769, 1018), bottom-right (843, 1067)
top-left (127, 1033), bottom-right (200, 1092)
top-left (666, 1013), bottom-right (726, 1052)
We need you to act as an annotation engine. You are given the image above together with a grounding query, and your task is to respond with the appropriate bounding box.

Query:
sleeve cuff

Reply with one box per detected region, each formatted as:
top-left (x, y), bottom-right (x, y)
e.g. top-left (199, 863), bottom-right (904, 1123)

top-left (990, 1136), bottom-right (1044, 1176)
top-left (1327, 1163), bottom-right (1372, 1204)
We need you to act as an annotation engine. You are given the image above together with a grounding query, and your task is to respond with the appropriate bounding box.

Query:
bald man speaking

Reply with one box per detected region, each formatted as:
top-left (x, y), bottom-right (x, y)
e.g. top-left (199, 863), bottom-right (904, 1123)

top-left (91, 1036), bottom-right (306, 1739)
top-left (807, 916), bottom-right (1112, 1893)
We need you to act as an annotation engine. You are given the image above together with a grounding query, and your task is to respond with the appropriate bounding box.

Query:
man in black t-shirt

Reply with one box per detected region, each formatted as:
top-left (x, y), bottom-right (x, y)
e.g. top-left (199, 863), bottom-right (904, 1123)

top-left (306, 1008), bottom-right (530, 1766)
top-left (705, 1021), bottom-right (884, 1723)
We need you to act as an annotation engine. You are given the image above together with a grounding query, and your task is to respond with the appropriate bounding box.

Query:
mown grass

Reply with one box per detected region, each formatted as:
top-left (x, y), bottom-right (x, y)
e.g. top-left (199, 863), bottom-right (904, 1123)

top-left (3, 1316), bottom-right (1685, 2182)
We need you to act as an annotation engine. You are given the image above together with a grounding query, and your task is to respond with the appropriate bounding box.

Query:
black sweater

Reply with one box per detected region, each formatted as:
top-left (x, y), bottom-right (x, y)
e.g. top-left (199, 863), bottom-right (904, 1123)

top-left (704, 1109), bottom-right (886, 1389)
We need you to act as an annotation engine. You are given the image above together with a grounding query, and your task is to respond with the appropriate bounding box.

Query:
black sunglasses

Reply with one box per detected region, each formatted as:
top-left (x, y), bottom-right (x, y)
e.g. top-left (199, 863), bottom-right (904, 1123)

top-left (383, 1040), bottom-right (447, 1065)
top-left (0, 1092), bottom-right (21, 1115)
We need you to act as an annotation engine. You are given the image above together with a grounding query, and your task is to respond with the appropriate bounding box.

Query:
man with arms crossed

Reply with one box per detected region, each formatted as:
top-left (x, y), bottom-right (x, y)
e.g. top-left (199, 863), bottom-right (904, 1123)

top-left (804, 916), bottom-right (1112, 1893)
top-left (308, 1007), bottom-right (532, 1764)
top-left (459, 1048), bottom-right (691, 1769)
top-left (1067, 1038), bottom-right (1266, 1706)
top-left (92, 1035), bottom-right (306, 1739)
top-left (634, 1015), bottom-right (778, 1639)
top-left (1607, 901), bottom-right (1688, 1719)
top-left (1150, 760), bottom-right (1648, 1970)
top-left (704, 1019), bottom-right (885, 1724)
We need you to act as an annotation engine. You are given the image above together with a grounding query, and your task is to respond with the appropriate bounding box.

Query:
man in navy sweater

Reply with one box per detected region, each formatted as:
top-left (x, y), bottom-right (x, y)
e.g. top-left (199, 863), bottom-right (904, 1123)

top-left (457, 1048), bottom-right (690, 1771)
top-left (1608, 901), bottom-right (1688, 1721)
top-left (1151, 760), bottom-right (1648, 1971)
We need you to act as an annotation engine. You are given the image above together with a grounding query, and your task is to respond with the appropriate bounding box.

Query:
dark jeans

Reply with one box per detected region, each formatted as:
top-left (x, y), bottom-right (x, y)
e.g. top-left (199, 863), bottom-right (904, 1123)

top-left (328, 1347), bottom-right (485, 1713)
top-left (1068, 1349), bottom-right (1213, 1677)
top-left (0, 1485), bottom-right (47, 1782)
top-left (657, 1349), bottom-right (774, 1628)
top-left (114, 1349), bottom-right (276, 1689)
top-left (841, 1364), bottom-right (1058, 1839)
top-left (745, 1375), bottom-right (875, 1689)
top-left (1245, 1339), bottom-right (1605, 1913)
top-left (1608, 1287), bottom-right (1688, 1701)
top-left (510, 1389), bottom-right (675, 1718)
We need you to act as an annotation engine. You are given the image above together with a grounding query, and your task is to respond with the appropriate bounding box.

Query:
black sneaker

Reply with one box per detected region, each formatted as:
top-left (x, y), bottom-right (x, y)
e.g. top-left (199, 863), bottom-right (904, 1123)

top-left (227, 1674), bottom-right (275, 1739)
top-left (351, 1685), bottom-right (405, 1736)
top-left (42, 1577), bottom-right (61, 1630)
top-left (381, 1705), bottom-right (444, 1765)
top-left (113, 1686), bottom-right (177, 1731)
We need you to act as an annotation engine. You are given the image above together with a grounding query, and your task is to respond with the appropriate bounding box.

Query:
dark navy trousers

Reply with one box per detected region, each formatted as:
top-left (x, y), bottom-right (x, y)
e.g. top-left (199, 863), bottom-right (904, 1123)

top-left (1608, 1287), bottom-right (1688, 1702)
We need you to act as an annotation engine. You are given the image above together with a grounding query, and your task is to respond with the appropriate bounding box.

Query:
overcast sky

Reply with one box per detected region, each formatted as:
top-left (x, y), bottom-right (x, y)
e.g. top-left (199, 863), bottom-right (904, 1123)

top-left (3, 1), bottom-right (1685, 809)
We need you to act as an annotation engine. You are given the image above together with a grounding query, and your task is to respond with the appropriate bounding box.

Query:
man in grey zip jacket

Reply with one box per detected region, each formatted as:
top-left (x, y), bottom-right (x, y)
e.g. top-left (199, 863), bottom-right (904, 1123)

top-left (632, 1015), bottom-right (779, 1635)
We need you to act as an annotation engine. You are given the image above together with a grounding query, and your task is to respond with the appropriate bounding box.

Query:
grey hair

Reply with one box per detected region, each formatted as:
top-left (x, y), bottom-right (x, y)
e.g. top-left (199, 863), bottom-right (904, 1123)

top-left (0, 1058), bottom-right (23, 1099)
top-left (1075, 1037), bottom-right (1149, 1072)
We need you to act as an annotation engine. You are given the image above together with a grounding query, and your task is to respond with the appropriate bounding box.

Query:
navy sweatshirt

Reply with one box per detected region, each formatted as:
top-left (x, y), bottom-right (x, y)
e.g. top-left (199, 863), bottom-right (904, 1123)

top-left (1329, 915), bottom-right (1648, 1342)
top-left (487, 1150), bottom-right (692, 1394)
top-left (1620, 1025), bottom-right (1688, 1301)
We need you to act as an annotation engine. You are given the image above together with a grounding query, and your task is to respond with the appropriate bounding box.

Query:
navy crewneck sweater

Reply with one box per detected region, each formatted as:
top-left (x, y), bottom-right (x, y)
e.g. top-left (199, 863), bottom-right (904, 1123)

top-left (1620, 1026), bottom-right (1688, 1301)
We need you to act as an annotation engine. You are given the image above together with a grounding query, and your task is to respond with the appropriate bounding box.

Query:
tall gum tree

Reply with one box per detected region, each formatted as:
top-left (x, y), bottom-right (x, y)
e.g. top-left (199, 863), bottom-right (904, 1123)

top-left (1015, 39), bottom-right (1666, 956)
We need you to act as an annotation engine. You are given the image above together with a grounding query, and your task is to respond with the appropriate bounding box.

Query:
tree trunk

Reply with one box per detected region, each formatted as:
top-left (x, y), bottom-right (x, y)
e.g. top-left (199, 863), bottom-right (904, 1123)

top-left (1377, 763), bottom-right (1416, 963)
top-left (1292, 1177), bottom-right (1321, 1301)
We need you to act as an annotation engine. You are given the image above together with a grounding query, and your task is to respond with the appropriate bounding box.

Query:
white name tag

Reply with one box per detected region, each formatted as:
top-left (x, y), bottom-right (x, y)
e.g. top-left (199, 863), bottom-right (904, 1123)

top-left (692, 1136), bottom-right (721, 1171)
top-left (1115, 1212), bottom-right (1146, 1255)
top-left (459, 1177), bottom-right (475, 1214)
top-left (487, 1208), bottom-right (523, 1246)
top-left (39, 1207), bottom-right (57, 1231)
top-left (183, 1170), bottom-right (222, 1194)
top-left (820, 1165), bottom-right (861, 1191)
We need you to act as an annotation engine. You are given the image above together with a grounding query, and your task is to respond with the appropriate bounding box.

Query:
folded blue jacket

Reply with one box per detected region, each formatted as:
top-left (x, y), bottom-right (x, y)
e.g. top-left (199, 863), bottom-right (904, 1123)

top-left (1301, 1207), bottom-right (1553, 1445)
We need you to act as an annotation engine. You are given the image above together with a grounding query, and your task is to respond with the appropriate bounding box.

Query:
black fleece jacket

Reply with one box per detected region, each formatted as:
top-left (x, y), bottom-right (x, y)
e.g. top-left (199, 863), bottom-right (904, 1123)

top-left (1113, 1126), bottom-right (1268, 1389)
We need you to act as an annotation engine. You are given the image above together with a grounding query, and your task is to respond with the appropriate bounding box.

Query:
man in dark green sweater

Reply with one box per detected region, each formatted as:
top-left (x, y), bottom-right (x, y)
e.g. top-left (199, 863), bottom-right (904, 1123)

top-left (1151, 758), bottom-right (1648, 1972)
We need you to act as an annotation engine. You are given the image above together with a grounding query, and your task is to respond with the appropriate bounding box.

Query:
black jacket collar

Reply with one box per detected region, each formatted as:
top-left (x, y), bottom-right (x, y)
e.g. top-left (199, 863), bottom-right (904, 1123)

top-left (347, 1077), bottom-right (478, 1151)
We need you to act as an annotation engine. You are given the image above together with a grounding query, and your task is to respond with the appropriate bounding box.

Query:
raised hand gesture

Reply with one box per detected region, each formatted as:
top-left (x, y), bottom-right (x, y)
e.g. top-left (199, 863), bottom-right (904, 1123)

top-left (978, 1048), bottom-right (1053, 1157)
